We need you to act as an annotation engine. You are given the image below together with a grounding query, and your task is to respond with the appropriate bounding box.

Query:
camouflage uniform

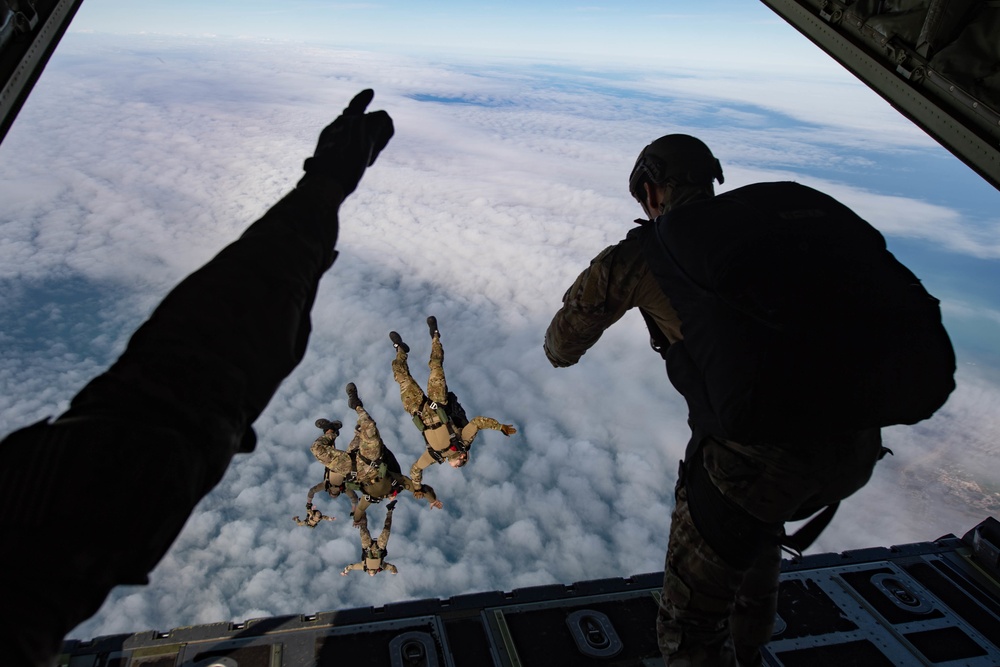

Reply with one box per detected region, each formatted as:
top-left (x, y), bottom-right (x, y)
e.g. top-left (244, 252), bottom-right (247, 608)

top-left (338, 401), bottom-right (441, 524)
top-left (544, 229), bottom-right (683, 367)
top-left (658, 432), bottom-right (883, 666)
top-left (350, 404), bottom-right (387, 486)
top-left (291, 465), bottom-right (350, 528)
top-left (310, 429), bottom-right (353, 492)
top-left (310, 429), bottom-right (340, 465)
top-left (342, 505), bottom-right (398, 575)
top-left (292, 503), bottom-right (335, 528)
top-left (392, 335), bottom-right (512, 486)
top-left (393, 334), bottom-right (448, 414)
top-left (545, 223), bottom-right (884, 666)
top-left (346, 446), bottom-right (439, 524)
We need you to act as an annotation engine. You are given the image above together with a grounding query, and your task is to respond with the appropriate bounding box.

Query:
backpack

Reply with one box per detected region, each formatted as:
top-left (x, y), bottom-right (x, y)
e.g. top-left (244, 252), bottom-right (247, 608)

top-left (638, 181), bottom-right (956, 445)
top-left (445, 391), bottom-right (469, 429)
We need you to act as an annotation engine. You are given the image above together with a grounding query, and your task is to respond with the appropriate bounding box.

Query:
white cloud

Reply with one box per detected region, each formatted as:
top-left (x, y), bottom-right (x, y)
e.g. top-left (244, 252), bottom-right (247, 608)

top-left (1, 34), bottom-right (998, 643)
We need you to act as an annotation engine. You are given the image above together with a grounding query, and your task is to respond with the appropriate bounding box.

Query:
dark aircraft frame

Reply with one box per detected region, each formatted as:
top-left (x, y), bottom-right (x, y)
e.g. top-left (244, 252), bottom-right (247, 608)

top-left (761, 0), bottom-right (1000, 190)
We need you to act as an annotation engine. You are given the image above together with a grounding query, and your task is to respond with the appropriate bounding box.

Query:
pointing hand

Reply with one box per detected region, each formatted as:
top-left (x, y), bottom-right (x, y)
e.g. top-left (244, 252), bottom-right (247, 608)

top-left (303, 89), bottom-right (395, 196)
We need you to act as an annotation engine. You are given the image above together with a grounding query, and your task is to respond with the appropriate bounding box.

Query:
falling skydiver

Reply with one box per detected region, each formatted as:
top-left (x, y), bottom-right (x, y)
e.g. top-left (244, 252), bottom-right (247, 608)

top-left (390, 316), bottom-right (517, 489)
top-left (343, 382), bottom-right (443, 525)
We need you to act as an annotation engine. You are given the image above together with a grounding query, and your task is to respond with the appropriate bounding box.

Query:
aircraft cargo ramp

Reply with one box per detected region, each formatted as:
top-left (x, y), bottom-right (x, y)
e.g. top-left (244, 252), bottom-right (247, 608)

top-left (58, 517), bottom-right (1000, 667)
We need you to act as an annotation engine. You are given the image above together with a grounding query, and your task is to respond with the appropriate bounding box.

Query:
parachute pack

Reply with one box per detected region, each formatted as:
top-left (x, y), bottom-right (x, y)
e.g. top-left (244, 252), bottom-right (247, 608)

top-left (444, 391), bottom-right (469, 428)
top-left (411, 392), bottom-right (469, 434)
top-left (638, 181), bottom-right (956, 445)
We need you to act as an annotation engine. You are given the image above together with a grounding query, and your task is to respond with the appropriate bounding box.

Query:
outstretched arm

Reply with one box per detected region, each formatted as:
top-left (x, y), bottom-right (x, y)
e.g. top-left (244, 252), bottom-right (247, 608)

top-left (544, 245), bottom-right (626, 367)
top-left (292, 506), bottom-right (335, 527)
top-left (341, 562), bottom-right (365, 575)
top-left (394, 472), bottom-right (443, 509)
top-left (460, 417), bottom-right (517, 443)
top-left (409, 450), bottom-right (437, 488)
top-left (544, 234), bottom-right (682, 368)
top-left (0, 90), bottom-right (393, 667)
top-left (306, 479), bottom-right (329, 504)
top-left (417, 482), bottom-right (443, 510)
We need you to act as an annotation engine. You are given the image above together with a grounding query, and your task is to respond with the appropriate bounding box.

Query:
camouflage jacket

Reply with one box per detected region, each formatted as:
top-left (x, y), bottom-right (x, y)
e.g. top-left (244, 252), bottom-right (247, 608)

top-left (544, 227), bottom-right (682, 367)
top-left (343, 558), bottom-right (397, 574)
top-left (410, 416), bottom-right (505, 485)
top-left (310, 431), bottom-right (339, 466)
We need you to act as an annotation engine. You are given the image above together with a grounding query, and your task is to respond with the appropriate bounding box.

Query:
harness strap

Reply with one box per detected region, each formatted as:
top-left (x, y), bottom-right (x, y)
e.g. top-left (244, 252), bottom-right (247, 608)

top-left (639, 306), bottom-right (671, 360)
top-left (426, 438), bottom-right (469, 465)
top-left (414, 397), bottom-right (466, 448)
top-left (780, 503), bottom-right (840, 558)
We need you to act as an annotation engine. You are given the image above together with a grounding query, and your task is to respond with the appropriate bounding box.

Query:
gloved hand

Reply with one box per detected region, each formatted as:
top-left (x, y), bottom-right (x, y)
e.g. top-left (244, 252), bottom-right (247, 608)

top-left (543, 341), bottom-right (574, 368)
top-left (500, 424), bottom-right (517, 436)
top-left (303, 89), bottom-right (394, 196)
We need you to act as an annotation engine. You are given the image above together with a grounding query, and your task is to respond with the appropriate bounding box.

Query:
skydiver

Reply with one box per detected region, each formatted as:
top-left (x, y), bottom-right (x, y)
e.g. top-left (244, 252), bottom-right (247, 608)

top-left (390, 316), bottom-right (517, 489)
top-left (295, 420), bottom-right (352, 527)
top-left (292, 500), bottom-right (335, 528)
top-left (343, 382), bottom-right (443, 525)
top-left (543, 135), bottom-right (895, 667)
top-left (345, 382), bottom-right (388, 486)
top-left (341, 500), bottom-right (398, 576)
top-left (309, 417), bottom-right (357, 498)
top-left (0, 89), bottom-right (393, 667)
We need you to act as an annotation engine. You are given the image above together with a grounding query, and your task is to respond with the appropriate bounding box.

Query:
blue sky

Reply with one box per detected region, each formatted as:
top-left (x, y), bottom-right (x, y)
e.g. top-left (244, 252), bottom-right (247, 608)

top-left (2, 0), bottom-right (999, 644)
top-left (69, 0), bottom-right (816, 66)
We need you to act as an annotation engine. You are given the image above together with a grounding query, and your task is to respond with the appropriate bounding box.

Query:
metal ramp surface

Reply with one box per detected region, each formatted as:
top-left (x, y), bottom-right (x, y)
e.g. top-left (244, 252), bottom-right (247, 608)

top-left (58, 518), bottom-right (1000, 667)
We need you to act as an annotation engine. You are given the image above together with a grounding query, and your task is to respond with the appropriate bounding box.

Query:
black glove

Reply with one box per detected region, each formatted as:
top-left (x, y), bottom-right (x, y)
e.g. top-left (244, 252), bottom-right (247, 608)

top-left (303, 89), bottom-right (394, 196)
top-left (543, 341), bottom-right (574, 368)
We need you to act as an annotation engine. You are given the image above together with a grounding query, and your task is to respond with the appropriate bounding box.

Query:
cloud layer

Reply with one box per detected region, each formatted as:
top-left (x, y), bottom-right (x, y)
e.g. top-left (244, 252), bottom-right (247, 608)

top-left (1, 33), bottom-right (998, 641)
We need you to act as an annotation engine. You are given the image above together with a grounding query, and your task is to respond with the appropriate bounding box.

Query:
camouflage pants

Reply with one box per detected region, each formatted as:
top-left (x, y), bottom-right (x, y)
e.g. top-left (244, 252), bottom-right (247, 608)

top-left (657, 479), bottom-right (780, 667)
top-left (392, 336), bottom-right (447, 414)
top-left (360, 507), bottom-right (393, 551)
top-left (657, 430), bottom-right (883, 666)
top-left (352, 405), bottom-right (384, 476)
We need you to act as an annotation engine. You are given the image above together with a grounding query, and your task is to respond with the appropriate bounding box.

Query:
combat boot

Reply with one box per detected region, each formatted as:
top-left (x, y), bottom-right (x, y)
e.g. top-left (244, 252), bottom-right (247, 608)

top-left (315, 418), bottom-right (343, 433)
top-left (427, 316), bottom-right (439, 338)
top-left (346, 383), bottom-right (363, 410)
top-left (386, 499), bottom-right (397, 512)
top-left (389, 331), bottom-right (409, 353)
